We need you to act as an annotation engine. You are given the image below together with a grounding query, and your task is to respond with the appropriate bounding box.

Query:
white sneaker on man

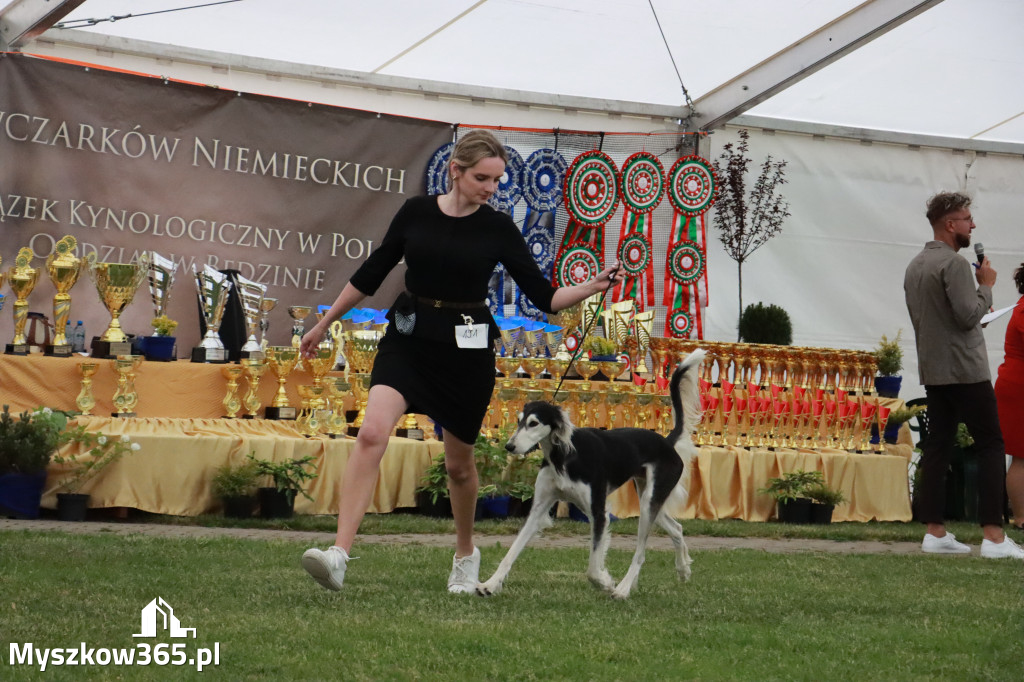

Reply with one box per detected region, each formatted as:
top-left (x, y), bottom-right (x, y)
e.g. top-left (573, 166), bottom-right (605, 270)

top-left (921, 532), bottom-right (971, 554)
top-left (980, 536), bottom-right (1024, 559)
top-left (447, 546), bottom-right (480, 594)
top-left (302, 546), bottom-right (350, 591)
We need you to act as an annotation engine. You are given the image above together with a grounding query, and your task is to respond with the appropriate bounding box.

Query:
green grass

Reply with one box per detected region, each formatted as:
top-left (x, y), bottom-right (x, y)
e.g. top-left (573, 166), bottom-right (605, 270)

top-left (2, 528), bottom-right (1022, 681)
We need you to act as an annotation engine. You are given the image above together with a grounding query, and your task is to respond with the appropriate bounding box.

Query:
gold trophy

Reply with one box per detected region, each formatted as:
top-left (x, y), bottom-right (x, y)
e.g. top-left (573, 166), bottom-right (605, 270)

top-left (44, 236), bottom-right (83, 357)
top-left (288, 305), bottom-right (312, 348)
top-left (264, 345), bottom-right (299, 419)
top-left (6, 247), bottom-right (40, 355)
top-left (192, 264), bottom-right (232, 363)
top-left (548, 303), bottom-right (581, 359)
top-left (111, 354), bottom-right (144, 417)
top-left (631, 310), bottom-right (654, 375)
top-left (343, 329), bottom-right (382, 436)
top-left (231, 272), bottom-right (267, 360)
top-left (76, 360), bottom-right (100, 415)
top-left (259, 297), bottom-right (277, 351)
top-left (85, 251), bottom-right (149, 358)
top-left (221, 364), bottom-right (244, 418)
top-left (324, 376), bottom-right (351, 438)
top-left (240, 357), bottom-right (266, 418)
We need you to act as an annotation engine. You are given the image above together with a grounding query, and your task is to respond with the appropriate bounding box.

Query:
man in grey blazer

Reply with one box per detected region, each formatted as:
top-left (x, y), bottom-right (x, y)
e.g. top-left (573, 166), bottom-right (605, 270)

top-left (905, 191), bottom-right (1023, 559)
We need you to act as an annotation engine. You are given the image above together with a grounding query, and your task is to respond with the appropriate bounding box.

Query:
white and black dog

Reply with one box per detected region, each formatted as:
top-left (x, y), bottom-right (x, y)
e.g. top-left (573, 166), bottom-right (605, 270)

top-left (477, 348), bottom-right (705, 600)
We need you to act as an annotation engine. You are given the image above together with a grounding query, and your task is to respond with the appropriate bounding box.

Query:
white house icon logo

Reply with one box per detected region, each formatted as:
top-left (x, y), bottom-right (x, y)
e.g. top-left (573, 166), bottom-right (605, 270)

top-left (133, 597), bottom-right (196, 638)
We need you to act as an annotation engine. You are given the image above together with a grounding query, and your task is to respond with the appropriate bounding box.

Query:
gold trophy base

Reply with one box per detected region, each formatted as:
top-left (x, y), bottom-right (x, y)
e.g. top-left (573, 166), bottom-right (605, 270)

top-left (264, 406), bottom-right (297, 420)
top-left (191, 346), bottom-right (228, 364)
top-left (92, 338), bottom-right (132, 359)
top-left (5, 343), bottom-right (29, 356)
top-left (45, 343), bottom-right (74, 358)
top-left (396, 427), bottom-right (425, 440)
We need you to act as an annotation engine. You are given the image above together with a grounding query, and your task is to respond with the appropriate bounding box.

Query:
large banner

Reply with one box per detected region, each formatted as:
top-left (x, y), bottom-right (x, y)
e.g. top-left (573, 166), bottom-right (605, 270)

top-left (0, 54), bottom-right (452, 351)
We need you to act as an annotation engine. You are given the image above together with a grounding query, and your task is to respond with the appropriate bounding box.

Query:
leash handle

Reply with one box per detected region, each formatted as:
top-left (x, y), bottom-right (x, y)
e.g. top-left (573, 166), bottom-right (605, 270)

top-left (551, 265), bottom-right (619, 401)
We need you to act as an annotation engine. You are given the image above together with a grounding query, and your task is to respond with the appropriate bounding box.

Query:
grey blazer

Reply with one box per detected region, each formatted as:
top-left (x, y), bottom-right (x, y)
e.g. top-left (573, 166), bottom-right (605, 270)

top-left (904, 241), bottom-right (992, 385)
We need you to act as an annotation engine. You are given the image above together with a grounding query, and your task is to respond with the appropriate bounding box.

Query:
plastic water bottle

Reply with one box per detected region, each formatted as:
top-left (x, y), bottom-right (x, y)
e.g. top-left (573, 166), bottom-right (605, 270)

top-left (72, 320), bottom-right (86, 353)
top-left (64, 320), bottom-right (72, 345)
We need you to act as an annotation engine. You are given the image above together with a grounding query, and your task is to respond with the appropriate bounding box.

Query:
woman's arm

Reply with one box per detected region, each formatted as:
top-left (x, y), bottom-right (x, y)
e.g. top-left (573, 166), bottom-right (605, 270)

top-left (299, 282), bottom-right (367, 357)
top-left (550, 263), bottom-right (623, 311)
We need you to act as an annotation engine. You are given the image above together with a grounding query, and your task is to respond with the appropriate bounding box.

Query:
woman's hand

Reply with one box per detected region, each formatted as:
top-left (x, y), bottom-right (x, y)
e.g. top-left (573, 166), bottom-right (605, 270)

top-left (596, 261), bottom-right (624, 291)
top-left (299, 323), bottom-right (326, 358)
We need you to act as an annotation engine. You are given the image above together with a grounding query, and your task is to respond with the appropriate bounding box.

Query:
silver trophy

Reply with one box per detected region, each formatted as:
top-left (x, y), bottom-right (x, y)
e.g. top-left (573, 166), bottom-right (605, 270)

top-left (147, 251), bottom-right (178, 331)
top-left (230, 272), bottom-right (267, 358)
top-left (192, 264), bottom-right (232, 363)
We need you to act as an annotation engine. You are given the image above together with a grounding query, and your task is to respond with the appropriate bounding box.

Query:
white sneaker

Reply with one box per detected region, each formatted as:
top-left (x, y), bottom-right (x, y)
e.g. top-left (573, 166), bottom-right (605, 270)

top-left (301, 546), bottom-right (350, 591)
top-left (980, 536), bottom-right (1024, 559)
top-left (921, 532), bottom-right (971, 554)
top-left (447, 546), bottom-right (480, 594)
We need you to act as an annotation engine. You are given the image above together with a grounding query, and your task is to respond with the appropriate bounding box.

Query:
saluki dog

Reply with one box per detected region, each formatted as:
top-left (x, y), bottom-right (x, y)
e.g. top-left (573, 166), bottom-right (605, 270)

top-left (477, 348), bottom-right (705, 600)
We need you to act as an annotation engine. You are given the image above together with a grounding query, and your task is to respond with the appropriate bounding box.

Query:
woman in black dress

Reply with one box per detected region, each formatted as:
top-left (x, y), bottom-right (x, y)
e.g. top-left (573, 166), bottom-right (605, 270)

top-left (299, 130), bottom-right (622, 593)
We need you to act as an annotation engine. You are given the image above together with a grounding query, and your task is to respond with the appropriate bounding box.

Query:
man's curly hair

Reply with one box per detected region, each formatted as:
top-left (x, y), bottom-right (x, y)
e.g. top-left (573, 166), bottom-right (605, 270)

top-left (925, 191), bottom-right (972, 226)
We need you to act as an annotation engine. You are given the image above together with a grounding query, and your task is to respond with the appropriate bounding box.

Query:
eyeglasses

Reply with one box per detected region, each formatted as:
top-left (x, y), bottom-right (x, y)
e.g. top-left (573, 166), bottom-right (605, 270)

top-left (948, 216), bottom-right (974, 223)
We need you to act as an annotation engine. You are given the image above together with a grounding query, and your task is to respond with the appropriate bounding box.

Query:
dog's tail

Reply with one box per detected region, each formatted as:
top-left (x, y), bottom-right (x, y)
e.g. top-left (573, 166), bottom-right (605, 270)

top-left (666, 348), bottom-right (706, 467)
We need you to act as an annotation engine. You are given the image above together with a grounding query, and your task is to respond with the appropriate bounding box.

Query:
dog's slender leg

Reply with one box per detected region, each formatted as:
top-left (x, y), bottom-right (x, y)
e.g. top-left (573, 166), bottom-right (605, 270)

top-left (655, 510), bottom-right (692, 582)
top-left (476, 470), bottom-right (558, 596)
top-left (585, 491), bottom-right (615, 591)
top-left (612, 470), bottom-right (659, 600)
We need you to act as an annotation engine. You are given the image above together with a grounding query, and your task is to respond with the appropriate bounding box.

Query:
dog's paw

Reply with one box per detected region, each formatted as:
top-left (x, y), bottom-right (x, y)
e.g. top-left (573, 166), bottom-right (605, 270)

top-left (610, 585), bottom-right (632, 600)
top-left (476, 578), bottom-right (503, 597)
top-left (587, 571), bottom-right (615, 592)
top-left (676, 558), bottom-right (693, 582)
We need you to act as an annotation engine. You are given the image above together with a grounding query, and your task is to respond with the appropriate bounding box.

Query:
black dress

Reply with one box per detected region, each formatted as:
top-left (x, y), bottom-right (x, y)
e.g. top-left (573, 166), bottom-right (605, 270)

top-left (349, 195), bottom-right (557, 444)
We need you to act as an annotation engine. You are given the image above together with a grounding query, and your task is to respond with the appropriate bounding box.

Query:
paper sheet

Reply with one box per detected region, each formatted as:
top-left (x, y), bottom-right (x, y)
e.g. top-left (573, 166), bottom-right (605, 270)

top-left (981, 304), bottom-right (1016, 325)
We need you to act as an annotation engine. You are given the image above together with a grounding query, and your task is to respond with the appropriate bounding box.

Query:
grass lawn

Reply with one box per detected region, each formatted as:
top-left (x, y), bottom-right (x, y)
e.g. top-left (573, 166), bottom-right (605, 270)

top-left (2, 518), bottom-right (1022, 681)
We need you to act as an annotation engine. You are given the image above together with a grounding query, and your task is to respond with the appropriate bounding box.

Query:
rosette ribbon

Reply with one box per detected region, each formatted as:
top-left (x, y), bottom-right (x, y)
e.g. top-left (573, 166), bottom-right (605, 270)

top-left (613, 152), bottom-right (664, 309)
top-left (555, 150), bottom-right (620, 284)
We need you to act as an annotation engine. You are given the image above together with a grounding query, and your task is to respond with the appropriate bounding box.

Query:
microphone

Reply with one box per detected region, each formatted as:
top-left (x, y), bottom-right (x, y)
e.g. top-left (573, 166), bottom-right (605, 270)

top-left (974, 242), bottom-right (985, 265)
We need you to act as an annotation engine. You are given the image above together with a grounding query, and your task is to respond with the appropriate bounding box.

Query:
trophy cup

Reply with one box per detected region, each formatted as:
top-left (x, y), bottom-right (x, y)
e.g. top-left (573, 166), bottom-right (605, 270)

top-left (264, 345), bottom-right (299, 419)
top-left (192, 264), bottom-right (232, 363)
top-left (85, 252), bottom-right (149, 359)
top-left (76, 360), bottom-right (100, 416)
top-left (631, 310), bottom-right (654, 376)
top-left (111, 354), bottom-right (144, 417)
top-left (6, 248), bottom-right (40, 355)
top-left (259, 297), bottom-right (277, 351)
top-left (43, 236), bottom-right (83, 357)
top-left (240, 357), bottom-right (266, 418)
top-left (324, 376), bottom-right (351, 438)
top-left (147, 251), bottom-right (178, 324)
top-left (231, 272), bottom-right (267, 360)
top-left (344, 328), bottom-right (381, 436)
top-left (221, 364), bottom-right (244, 418)
top-left (548, 303), bottom-right (581, 359)
top-left (288, 305), bottom-right (312, 348)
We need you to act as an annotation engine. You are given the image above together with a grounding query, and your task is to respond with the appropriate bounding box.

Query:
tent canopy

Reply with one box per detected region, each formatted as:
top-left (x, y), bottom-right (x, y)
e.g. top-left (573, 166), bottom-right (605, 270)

top-left (7, 0), bottom-right (1021, 145)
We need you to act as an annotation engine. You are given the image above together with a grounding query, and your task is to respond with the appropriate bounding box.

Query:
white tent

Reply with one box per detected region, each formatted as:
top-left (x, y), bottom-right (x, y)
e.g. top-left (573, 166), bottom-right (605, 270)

top-left (5, 0), bottom-right (1024, 402)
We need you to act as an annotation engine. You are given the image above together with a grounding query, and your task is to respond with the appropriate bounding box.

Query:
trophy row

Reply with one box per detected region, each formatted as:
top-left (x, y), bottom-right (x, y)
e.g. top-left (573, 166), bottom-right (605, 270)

top-left (0, 238), bottom-right (317, 362)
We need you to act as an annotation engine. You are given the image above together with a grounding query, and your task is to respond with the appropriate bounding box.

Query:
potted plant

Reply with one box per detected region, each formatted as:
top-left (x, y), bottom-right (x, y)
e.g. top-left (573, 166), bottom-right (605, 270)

top-left (804, 482), bottom-right (846, 525)
top-left (738, 302), bottom-right (793, 346)
top-left (247, 452), bottom-right (317, 518)
top-left (0, 405), bottom-right (68, 519)
top-left (585, 336), bottom-right (618, 361)
top-left (873, 331), bottom-right (903, 398)
top-left (50, 425), bottom-right (140, 521)
top-left (475, 432), bottom-right (514, 519)
top-left (140, 314), bottom-right (178, 361)
top-left (415, 452), bottom-right (452, 518)
top-left (759, 469), bottom-right (825, 524)
top-left (877, 403), bottom-right (926, 445)
top-left (505, 450), bottom-right (542, 518)
top-left (211, 459), bottom-right (260, 518)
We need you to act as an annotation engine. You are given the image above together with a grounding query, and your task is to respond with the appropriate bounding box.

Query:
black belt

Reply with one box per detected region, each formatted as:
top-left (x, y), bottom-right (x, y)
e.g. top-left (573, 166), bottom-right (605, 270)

top-left (409, 292), bottom-right (486, 310)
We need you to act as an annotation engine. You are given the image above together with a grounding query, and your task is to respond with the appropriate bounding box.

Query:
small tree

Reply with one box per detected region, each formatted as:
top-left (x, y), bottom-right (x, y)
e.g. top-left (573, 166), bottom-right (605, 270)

top-left (711, 129), bottom-right (791, 340)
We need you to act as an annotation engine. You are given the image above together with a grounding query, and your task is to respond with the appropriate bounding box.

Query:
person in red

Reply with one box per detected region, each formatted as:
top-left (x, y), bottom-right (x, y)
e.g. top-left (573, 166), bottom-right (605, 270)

top-left (995, 264), bottom-right (1024, 530)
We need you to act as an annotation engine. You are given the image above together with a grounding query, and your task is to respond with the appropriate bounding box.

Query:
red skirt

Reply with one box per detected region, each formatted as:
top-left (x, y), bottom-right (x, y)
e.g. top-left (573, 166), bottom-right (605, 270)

top-left (995, 361), bottom-right (1024, 458)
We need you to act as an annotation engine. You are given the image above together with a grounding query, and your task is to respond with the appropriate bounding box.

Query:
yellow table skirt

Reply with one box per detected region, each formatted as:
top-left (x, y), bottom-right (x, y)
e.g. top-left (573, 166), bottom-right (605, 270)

top-left (43, 417), bottom-right (911, 522)
top-left (42, 417), bottom-right (444, 516)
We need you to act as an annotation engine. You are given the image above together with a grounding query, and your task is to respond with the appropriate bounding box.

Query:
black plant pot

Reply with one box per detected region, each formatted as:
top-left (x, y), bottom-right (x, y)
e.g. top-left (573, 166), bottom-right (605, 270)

top-left (809, 502), bottom-right (835, 525)
top-left (257, 487), bottom-right (294, 519)
top-left (777, 498), bottom-right (813, 524)
top-left (57, 492), bottom-right (90, 522)
top-left (479, 494), bottom-right (511, 519)
top-left (874, 376), bottom-right (902, 399)
top-left (223, 495), bottom-right (256, 519)
top-left (0, 471), bottom-right (47, 519)
top-left (415, 490), bottom-right (452, 518)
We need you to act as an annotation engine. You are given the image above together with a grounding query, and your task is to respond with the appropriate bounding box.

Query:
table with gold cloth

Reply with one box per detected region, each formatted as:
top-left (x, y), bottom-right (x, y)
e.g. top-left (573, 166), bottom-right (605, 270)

top-left (2, 354), bottom-right (913, 521)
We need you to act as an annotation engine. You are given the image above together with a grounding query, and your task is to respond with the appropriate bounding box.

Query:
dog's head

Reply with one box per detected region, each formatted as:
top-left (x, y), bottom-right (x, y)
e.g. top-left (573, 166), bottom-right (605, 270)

top-left (505, 401), bottom-right (575, 455)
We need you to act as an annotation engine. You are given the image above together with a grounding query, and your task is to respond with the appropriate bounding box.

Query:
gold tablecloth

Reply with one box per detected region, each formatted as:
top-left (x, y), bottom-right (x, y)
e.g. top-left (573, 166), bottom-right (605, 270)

top-left (42, 417), bottom-right (443, 515)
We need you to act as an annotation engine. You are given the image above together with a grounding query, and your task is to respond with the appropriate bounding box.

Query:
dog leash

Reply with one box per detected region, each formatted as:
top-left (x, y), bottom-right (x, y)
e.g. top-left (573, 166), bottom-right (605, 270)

top-left (550, 266), bottom-right (619, 402)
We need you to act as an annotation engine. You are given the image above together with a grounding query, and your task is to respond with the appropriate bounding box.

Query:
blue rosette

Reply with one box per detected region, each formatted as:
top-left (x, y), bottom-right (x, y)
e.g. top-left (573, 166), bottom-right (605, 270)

top-left (426, 142), bottom-right (453, 196)
top-left (488, 145), bottom-right (525, 213)
top-left (523, 148), bottom-right (567, 212)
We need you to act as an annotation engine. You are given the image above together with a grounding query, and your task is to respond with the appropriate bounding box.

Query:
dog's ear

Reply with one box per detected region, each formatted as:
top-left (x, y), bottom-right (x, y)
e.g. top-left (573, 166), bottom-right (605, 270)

top-left (550, 405), bottom-right (575, 452)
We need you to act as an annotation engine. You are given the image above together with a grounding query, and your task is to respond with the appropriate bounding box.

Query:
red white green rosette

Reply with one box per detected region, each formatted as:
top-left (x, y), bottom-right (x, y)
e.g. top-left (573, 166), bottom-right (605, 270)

top-left (563, 330), bottom-right (582, 354)
top-left (617, 232), bottom-right (652, 278)
top-left (668, 240), bottom-right (705, 285)
top-left (620, 151), bottom-right (665, 213)
top-left (564, 150), bottom-right (620, 227)
top-left (668, 310), bottom-right (693, 337)
top-left (667, 155), bottom-right (717, 216)
top-left (555, 241), bottom-right (601, 287)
